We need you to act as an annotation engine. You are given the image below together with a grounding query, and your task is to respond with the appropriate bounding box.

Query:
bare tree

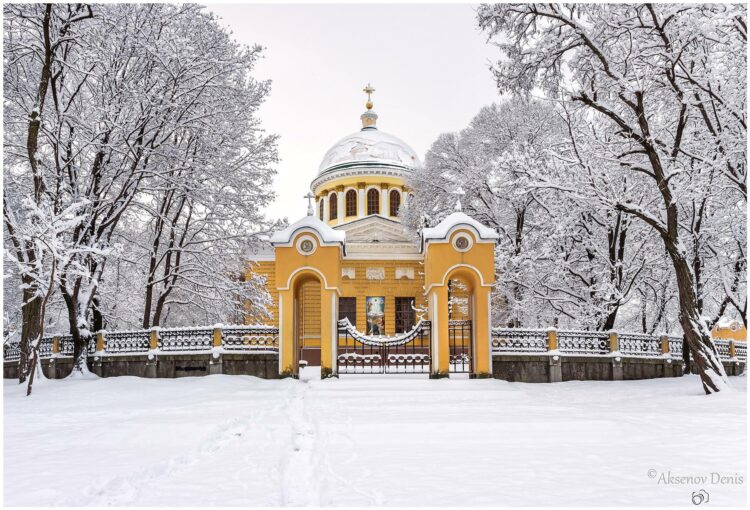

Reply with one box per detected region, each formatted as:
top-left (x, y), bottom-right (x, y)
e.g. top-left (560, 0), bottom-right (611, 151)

top-left (478, 3), bottom-right (746, 393)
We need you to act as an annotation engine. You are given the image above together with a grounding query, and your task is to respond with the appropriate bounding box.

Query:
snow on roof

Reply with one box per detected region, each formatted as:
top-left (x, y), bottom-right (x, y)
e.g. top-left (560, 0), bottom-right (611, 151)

top-left (421, 212), bottom-right (500, 242)
top-left (318, 127), bottom-right (421, 175)
top-left (269, 215), bottom-right (346, 245)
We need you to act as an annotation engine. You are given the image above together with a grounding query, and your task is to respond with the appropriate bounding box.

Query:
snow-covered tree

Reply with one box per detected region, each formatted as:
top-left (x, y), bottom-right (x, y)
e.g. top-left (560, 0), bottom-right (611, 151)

top-left (406, 99), bottom-right (659, 330)
top-left (477, 3), bottom-right (747, 393)
top-left (4, 4), bottom-right (278, 376)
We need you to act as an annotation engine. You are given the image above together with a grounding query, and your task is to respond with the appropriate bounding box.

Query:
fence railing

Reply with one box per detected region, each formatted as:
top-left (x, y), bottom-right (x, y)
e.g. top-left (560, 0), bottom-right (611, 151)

top-left (2, 324), bottom-right (279, 362)
top-left (2, 325), bottom-right (744, 363)
top-left (491, 327), bottom-right (745, 361)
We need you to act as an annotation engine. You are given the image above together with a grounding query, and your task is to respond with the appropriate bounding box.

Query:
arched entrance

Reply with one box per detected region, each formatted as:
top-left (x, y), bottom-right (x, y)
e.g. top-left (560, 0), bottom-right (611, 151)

top-left (295, 275), bottom-right (322, 366)
top-left (423, 217), bottom-right (499, 377)
top-left (447, 274), bottom-right (474, 373)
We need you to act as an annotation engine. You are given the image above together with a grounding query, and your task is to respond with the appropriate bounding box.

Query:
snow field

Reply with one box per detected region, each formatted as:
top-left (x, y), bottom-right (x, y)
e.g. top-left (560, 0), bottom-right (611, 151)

top-left (4, 370), bottom-right (746, 506)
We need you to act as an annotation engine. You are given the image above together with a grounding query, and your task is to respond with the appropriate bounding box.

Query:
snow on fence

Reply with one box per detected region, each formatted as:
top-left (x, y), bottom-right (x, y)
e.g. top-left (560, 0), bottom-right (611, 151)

top-left (491, 328), bottom-right (742, 361)
top-left (489, 328), bottom-right (547, 353)
top-left (2, 324), bottom-right (279, 362)
top-left (556, 330), bottom-right (610, 355)
top-left (1, 326), bottom-right (744, 363)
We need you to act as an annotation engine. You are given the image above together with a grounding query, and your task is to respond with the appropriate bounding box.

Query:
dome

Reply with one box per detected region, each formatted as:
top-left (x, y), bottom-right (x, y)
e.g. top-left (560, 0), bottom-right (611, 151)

top-left (317, 126), bottom-right (421, 175)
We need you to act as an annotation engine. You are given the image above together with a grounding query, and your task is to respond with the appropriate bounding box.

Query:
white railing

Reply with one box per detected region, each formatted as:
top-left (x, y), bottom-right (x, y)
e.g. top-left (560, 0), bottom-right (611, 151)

top-left (3, 324), bottom-right (279, 361)
top-left (491, 327), bottom-right (745, 361)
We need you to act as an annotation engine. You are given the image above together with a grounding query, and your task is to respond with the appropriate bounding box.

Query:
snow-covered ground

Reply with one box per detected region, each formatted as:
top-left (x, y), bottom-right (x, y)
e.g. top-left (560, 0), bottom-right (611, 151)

top-left (4, 370), bottom-right (746, 507)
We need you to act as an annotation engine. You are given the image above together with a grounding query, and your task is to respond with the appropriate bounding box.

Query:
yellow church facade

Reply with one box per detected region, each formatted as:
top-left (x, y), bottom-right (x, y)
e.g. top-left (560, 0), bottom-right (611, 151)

top-left (248, 89), bottom-right (499, 378)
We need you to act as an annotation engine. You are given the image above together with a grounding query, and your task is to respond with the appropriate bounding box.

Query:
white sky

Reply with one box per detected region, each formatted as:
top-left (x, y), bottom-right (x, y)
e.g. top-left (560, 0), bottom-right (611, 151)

top-left (207, 3), bottom-right (501, 221)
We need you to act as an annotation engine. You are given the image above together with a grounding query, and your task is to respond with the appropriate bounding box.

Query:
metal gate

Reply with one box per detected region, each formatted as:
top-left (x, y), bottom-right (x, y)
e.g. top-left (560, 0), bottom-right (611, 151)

top-left (449, 320), bottom-right (472, 373)
top-left (337, 318), bottom-right (431, 374)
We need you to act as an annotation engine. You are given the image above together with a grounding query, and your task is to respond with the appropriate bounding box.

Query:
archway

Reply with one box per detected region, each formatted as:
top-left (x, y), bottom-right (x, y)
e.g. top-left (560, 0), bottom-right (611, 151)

top-left (447, 273), bottom-right (474, 373)
top-left (444, 267), bottom-right (484, 374)
top-left (295, 275), bottom-right (322, 366)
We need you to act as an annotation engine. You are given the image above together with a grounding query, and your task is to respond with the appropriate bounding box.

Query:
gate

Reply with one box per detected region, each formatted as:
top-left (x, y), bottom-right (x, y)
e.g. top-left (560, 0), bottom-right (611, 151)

top-left (337, 318), bottom-right (431, 374)
top-left (449, 320), bottom-right (472, 373)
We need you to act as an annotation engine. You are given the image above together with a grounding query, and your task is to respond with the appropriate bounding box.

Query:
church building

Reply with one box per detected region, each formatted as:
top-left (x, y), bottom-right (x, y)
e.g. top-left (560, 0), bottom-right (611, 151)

top-left (248, 86), bottom-right (499, 378)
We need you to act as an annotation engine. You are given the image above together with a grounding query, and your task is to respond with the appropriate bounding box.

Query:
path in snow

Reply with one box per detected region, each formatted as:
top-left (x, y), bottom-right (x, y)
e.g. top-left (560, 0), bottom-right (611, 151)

top-left (4, 370), bottom-right (746, 507)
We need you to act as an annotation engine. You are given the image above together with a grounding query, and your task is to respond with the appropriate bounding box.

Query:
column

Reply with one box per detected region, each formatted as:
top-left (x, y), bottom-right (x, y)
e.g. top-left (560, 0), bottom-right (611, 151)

top-left (278, 290), bottom-right (297, 377)
top-left (429, 286), bottom-right (450, 378)
top-left (472, 288), bottom-right (491, 375)
top-left (358, 183), bottom-right (366, 218)
top-left (336, 186), bottom-right (344, 225)
top-left (380, 183), bottom-right (388, 216)
top-left (320, 289), bottom-right (337, 378)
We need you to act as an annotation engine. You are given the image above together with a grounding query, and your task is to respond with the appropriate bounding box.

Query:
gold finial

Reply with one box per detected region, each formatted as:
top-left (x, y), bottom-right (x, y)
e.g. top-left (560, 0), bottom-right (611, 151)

top-left (363, 83), bottom-right (375, 110)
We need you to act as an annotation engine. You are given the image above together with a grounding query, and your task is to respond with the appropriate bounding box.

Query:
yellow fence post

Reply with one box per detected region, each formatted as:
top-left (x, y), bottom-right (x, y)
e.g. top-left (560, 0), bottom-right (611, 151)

top-left (213, 326), bottom-right (222, 348)
top-left (729, 340), bottom-right (736, 358)
top-left (96, 331), bottom-right (105, 352)
top-left (546, 327), bottom-right (558, 351)
top-left (210, 324), bottom-right (223, 375)
top-left (608, 331), bottom-right (619, 352)
top-left (659, 335), bottom-right (670, 355)
top-left (546, 327), bottom-right (561, 383)
top-left (52, 335), bottom-right (60, 354)
top-left (149, 328), bottom-right (159, 350)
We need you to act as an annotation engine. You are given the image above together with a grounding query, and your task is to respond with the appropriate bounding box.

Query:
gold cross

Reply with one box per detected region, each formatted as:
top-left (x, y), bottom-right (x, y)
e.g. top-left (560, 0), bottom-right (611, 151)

top-left (304, 192), bottom-right (315, 216)
top-left (363, 83), bottom-right (375, 102)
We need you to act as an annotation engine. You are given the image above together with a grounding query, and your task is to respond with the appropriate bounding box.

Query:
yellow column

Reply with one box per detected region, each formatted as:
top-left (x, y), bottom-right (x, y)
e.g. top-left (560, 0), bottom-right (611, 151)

top-left (212, 326), bottom-right (222, 348)
top-left (729, 340), bottom-right (736, 358)
top-left (149, 328), bottom-right (159, 349)
top-left (608, 331), bottom-right (619, 352)
top-left (96, 331), bottom-right (105, 352)
top-left (320, 289), bottom-right (337, 378)
top-left (52, 335), bottom-right (60, 354)
top-left (473, 289), bottom-right (491, 375)
top-left (279, 290), bottom-right (296, 377)
top-left (659, 335), bottom-right (670, 355)
top-left (430, 286), bottom-right (450, 377)
top-left (546, 328), bottom-right (558, 350)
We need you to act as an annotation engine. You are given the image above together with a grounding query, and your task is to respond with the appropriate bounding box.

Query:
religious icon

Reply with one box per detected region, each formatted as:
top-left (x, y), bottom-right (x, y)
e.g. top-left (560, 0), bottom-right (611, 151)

top-left (366, 296), bottom-right (385, 335)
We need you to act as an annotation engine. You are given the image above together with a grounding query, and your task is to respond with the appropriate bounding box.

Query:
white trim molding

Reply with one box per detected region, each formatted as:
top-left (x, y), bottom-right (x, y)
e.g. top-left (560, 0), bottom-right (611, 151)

top-left (425, 263), bottom-right (493, 295)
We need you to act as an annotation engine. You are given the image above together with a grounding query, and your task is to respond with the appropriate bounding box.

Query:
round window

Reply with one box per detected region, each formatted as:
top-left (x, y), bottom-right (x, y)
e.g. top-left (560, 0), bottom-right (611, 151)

top-left (300, 239), bottom-right (314, 253)
top-left (454, 235), bottom-right (470, 250)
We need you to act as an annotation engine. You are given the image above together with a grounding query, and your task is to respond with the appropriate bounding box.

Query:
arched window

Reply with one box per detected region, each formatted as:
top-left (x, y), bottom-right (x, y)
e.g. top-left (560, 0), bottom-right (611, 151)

top-left (389, 190), bottom-right (401, 217)
top-left (329, 194), bottom-right (338, 220)
top-left (367, 188), bottom-right (380, 215)
top-left (345, 189), bottom-right (357, 217)
top-left (319, 198), bottom-right (324, 220)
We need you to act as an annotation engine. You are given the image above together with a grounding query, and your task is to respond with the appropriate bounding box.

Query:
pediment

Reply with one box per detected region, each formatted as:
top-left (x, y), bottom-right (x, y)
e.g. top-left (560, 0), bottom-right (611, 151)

top-left (336, 215), bottom-right (417, 244)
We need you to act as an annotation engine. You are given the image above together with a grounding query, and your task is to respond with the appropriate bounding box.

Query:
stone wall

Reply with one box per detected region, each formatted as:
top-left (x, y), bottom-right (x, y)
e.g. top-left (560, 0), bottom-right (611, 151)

top-left (3, 353), bottom-right (279, 380)
top-left (493, 354), bottom-right (701, 383)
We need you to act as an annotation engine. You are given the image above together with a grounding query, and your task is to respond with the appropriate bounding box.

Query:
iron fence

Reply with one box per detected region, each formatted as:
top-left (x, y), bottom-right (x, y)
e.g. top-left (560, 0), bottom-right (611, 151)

top-left (491, 328), bottom-right (547, 353)
top-left (105, 330), bottom-right (151, 353)
top-left (337, 318), bottom-right (431, 374)
top-left (448, 320), bottom-right (472, 373)
top-left (556, 330), bottom-right (609, 355)
top-left (222, 326), bottom-right (279, 351)
top-left (619, 332), bottom-right (662, 357)
top-left (158, 328), bottom-right (213, 352)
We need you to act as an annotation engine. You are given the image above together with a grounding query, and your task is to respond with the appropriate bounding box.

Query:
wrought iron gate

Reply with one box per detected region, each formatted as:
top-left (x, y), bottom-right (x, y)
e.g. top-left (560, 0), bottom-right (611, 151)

top-left (449, 320), bottom-right (472, 373)
top-left (337, 318), bottom-right (431, 374)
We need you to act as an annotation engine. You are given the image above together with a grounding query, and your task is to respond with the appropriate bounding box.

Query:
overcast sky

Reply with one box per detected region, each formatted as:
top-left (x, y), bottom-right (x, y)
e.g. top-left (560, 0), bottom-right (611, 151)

top-left (208, 3), bottom-right (501, 221)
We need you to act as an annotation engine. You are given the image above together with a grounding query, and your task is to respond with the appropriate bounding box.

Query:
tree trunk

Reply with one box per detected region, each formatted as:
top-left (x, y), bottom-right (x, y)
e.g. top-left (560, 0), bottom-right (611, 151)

top-left (682, 336), bottom-right (692, 375)
top-left (18, 283), bottom-right (44, 383)
top-left (667, 247), bottom-right (727, 393)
